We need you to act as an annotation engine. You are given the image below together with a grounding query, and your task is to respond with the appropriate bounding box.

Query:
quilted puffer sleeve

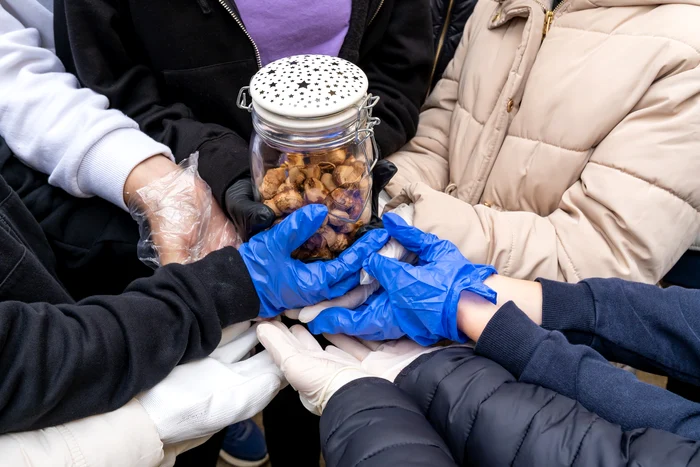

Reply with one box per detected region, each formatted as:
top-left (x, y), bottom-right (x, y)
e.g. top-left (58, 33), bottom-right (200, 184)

top-left (395, 347), bottom-right (700, 467)
top-left (320, 378), bottom-right (457, 467)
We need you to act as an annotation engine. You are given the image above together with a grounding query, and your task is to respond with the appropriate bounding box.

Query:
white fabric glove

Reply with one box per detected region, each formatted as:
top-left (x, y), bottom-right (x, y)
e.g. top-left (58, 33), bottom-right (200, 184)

top-left (137, 324), bottom-right (285, 444)
top-left (257, 321), bottom-right (368, 416)
top-left (285, 203), bottom-right (416, 323)
top-left (324, 334), bottom-right (440, 381)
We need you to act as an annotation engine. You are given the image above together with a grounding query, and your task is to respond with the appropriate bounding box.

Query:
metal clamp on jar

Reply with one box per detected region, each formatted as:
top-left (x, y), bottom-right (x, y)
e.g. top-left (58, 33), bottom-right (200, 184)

top-left (238, 54), bottom-right (380, 260)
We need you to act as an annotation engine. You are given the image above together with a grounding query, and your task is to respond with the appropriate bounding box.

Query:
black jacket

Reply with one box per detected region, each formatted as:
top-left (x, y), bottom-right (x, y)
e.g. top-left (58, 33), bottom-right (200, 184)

top-left (0, 173), bottom-right (259, 434)
top-left (54, 0), bottom-right (433, 206)
top-left (429, 0), bottom-right (475, 90)
top-left (321, 348), bottom-right (700, 467)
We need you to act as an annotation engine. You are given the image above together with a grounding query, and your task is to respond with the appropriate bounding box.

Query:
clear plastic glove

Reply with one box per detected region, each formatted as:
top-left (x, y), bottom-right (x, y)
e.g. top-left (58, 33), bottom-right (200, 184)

top-left (239, 204), bottom-right (389, 318)
top-left (136, 324), bottom-right (284, 444)
top-left (324, 334), bottom-right (440, 381)
top-left (307, 213), bottom-right (498, 345)
top-left (256, 321), bottom-right (368, 416)
top-left (129, 153), bottom-right (241, 268)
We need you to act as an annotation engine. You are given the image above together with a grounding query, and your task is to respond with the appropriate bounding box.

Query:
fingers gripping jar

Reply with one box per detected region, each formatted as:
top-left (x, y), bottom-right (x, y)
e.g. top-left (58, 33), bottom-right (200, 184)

top-left (238, 55), bottom-right (380, 261)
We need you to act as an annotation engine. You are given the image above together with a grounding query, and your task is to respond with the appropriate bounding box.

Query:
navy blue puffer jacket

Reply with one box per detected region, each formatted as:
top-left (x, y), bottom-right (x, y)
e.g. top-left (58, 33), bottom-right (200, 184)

top-left (320, 347), bottom-right (700, 467)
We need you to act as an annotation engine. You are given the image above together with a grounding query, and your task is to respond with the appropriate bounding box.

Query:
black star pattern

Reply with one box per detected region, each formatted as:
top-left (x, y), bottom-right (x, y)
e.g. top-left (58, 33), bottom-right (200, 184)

top-left (289, 60), bottom-right (298, 66)
top-left (270, 82), bottom-right (277, 88)
top-left (329, 90), bottom-right (336, 96)
top-left (267, 69), bottom-right (276, 75)
top-left (298, 81), bottom-right (309, 89)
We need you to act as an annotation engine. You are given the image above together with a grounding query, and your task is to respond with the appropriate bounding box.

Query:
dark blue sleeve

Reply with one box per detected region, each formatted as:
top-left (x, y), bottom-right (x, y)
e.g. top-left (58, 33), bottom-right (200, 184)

top-left (475, 303), bottom-right (700, 440)
top-left (320, 378), bottom-right (457, 467)
top-left (539, 278), bottom-right (700, 385)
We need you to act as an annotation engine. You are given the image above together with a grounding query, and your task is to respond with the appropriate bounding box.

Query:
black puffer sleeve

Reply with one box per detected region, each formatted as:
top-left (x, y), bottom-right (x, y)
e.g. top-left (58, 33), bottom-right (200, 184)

top-left (320, 377), bottom-right (458, 467)
top-left (396, 348), bottom-right (700, 466)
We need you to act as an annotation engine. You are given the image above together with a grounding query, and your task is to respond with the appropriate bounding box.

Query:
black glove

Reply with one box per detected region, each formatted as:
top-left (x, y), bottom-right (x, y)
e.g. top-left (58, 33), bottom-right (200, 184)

top-left (226, 178), bottom-right (276, 241)
top-left (357, 159), bottom-right (397, 237)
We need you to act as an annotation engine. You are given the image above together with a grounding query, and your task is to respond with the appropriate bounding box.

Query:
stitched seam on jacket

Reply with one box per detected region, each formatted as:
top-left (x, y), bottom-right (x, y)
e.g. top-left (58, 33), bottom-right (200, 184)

top-left (325, 404), bottom-right (423, 443)
top-left (588, 160), bottom-right (699, 209)
top-left (462, 378), bottom-right (510, 462)
top-left (425, 358), bottom-right (479, 416)
top-left (360, 441), bottom-right (448, 464)
top-left (510, 392), bottom-right (557, 466)
top-left (687, 443), bottom-right (700, 464)
top-left (57, 424), bottom-right (89, 467)
top-left (570, 416), bottom-right (599, 466)
top-left (554, 228), bottom-right (582, 282)
top-left (553, 25), bottom-right (700, 56)
top-left (502, 228), bottom-right (516, 277)
top-left (507, 133), bottom-right (589, 153)
top-left (0, 247), bottom-right (26, 291)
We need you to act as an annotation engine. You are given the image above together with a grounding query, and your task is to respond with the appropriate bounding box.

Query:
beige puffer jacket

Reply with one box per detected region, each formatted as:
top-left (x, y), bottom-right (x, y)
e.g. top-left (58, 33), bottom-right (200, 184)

top-left (385, 0), bottom-right (700, 283)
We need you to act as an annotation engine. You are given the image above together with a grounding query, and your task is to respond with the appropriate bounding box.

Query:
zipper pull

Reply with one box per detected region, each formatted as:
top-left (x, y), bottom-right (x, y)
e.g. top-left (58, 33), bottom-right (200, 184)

top-left (542, 11), bottom-right (554, 38)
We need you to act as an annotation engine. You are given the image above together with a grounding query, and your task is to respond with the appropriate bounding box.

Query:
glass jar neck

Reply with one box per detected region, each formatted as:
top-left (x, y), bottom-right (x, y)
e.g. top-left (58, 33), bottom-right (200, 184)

top-left (251, 109), bottom-right (369, 153)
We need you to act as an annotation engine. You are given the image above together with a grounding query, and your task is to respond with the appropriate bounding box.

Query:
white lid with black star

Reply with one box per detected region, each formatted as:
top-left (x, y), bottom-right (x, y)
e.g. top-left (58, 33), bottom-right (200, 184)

top-left (248, 55), bottom-right (369, 130)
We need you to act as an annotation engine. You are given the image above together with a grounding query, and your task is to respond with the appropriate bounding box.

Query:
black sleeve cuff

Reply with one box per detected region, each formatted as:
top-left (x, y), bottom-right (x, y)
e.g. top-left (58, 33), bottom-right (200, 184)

top-left (184, 247), bottom-right (260, 326)
top-left (538, 279), bottom-right (596, 335)
top-left (474, 301), bottom-right (550, 378)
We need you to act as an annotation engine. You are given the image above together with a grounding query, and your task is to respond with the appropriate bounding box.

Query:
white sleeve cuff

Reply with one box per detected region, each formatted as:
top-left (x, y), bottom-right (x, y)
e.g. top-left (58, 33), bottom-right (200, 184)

top-left (77, 128), bottom-right (173, 210)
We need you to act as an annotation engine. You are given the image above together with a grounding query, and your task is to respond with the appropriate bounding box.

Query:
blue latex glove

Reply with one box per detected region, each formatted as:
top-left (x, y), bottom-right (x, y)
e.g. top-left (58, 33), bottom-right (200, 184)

top-left (239, 204), bottom-right (389, 318)
top-left (307, 213), bottom-right (497, 345)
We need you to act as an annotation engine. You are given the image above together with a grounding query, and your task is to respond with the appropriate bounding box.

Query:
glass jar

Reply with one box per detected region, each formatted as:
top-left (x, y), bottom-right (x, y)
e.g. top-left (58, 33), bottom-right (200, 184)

top-left (238, 55), bottom-right (380, 260)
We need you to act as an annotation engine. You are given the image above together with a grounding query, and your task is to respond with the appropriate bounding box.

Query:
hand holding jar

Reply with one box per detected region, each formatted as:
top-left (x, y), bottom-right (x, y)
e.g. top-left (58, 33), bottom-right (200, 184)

top-left (238, 55), bottom-right (382, 261)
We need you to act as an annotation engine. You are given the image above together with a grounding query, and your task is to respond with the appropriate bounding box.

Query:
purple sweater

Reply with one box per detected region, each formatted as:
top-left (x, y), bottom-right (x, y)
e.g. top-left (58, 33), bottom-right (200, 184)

top-left (236, 0), bottom-right (351, 66)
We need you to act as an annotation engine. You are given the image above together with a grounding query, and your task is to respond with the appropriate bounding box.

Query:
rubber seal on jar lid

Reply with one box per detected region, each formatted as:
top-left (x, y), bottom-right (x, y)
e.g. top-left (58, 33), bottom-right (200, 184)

top-left (249, 55), bottom-right (369, 119)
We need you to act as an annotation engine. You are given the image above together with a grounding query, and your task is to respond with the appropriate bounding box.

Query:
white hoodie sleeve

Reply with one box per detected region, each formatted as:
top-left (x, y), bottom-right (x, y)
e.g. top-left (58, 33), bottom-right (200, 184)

top-left (0, 3), bottom-right (173, 210)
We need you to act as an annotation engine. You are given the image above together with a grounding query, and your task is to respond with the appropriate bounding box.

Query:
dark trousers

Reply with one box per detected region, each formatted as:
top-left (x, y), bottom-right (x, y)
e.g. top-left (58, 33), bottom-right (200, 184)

top-left (174, 429), bottom-right (227, 467)
top-left (667, 379), bottom-right (700, 402)
top-left (263, 385), bottom-right (321, 466)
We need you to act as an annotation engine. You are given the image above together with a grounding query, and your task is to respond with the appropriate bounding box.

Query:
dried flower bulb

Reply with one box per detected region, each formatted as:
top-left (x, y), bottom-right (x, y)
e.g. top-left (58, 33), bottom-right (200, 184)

top-left (318, 226), bottom-right (337, 248)
top-left (276, 180), bottom-right (296, 195)
top-left (285, 153), bottom-right (305, 167)
top-left (328, 209), bottom-right (351, 226)
top-left (321, 173), bottom-right (337, 192)
top-left (304, 232), bottom-right (327, 251)
top-left (317, 162), bottom-right (336, 173)
top-left (301, 164), bottom-right (321, 180)
top-left (261, 167), bottom-right (287, 200)
top-left (264, 199), bottom-right (282, 217)
top-left (288, 166), bottom-right (305, 188)
top-left (330, 189), bottom-right (359, 212)
top-left (303, 178), bottom-right (329, 205)
top-left (273, 189), bottom-right (304, 214)
top-left (329, 233), bottom-right (349, 252)
top-left (333, 164), bottom-right (363, 187)
top-left (292, 248), bottom-right (314, 261)
top-left (347, 192), bottom-right (366, 220)
top-left (327, 148), bottom-right (348, 165)
top-left (315, 246), bottom-right (334, 260)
